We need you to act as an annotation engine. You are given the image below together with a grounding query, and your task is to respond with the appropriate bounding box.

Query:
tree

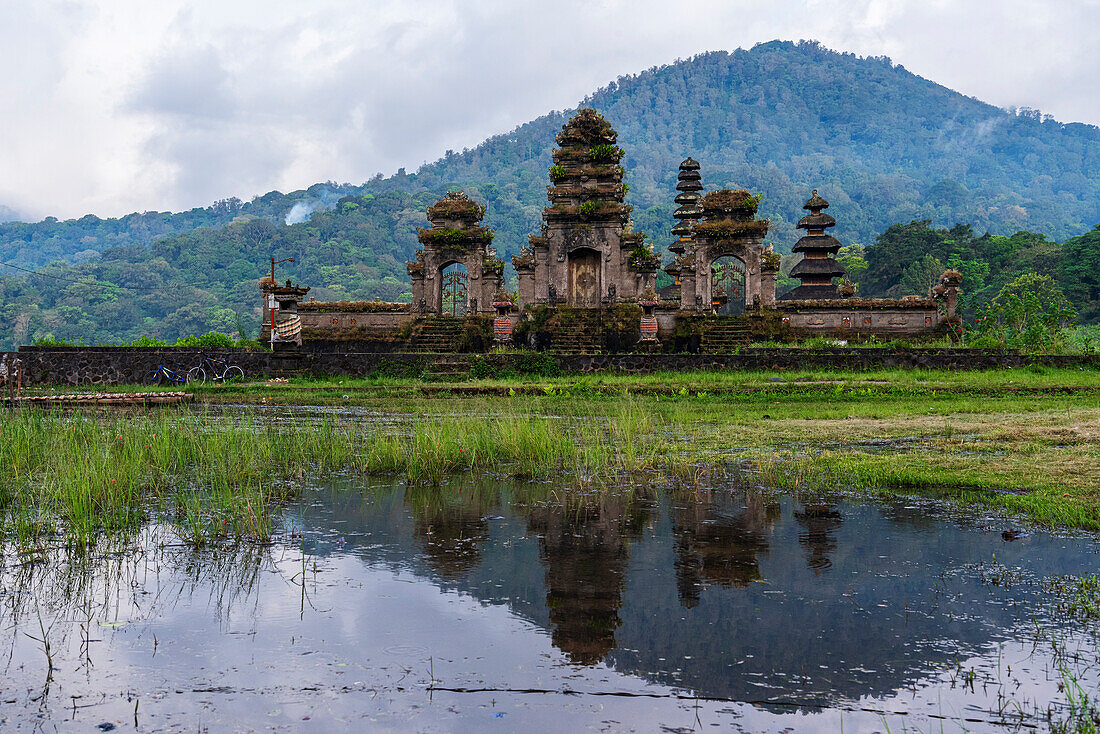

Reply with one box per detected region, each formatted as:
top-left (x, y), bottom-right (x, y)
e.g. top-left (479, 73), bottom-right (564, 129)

top-left (835, 244), bottom-right (868, 291)
top-left (1058, 225), bottom-right (1100, 323)
top-left (893, 254), bottom-right (943, 297)
top-left (945, 253), bottom-right (989, 317)
top-left (975, 272), bottom-right (1076, 348)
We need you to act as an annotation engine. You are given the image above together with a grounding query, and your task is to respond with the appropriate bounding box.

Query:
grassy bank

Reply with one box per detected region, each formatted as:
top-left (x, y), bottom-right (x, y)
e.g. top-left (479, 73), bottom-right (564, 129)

top-left (4, 367), bottom-right (1099, 544)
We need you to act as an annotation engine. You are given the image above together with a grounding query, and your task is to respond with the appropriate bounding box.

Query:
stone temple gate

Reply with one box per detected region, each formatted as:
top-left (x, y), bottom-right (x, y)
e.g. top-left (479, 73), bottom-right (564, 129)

top-left (671, 183), bottom-right (779, 312)
top-left (407, 192), bottom-right (505, 316)
top-left (512, 109), bottom-right (660, 308)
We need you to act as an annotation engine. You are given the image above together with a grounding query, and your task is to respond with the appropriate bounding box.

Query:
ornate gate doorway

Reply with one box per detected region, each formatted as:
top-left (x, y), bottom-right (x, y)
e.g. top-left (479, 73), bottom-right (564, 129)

top-left (441, 263), bottom-right (468, 317)
top-left (711, 256), bottom-right (745, 316)
top-left (567, 248), bottom-right (601, 307)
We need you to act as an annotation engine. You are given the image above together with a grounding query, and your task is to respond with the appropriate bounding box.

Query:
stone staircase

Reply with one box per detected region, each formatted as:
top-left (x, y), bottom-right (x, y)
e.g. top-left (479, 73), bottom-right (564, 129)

top-left (547, 309), bottom-right (606, 353)
top-left (409, 317), bottom-right (466, 352)
top-left (422, 355), bottom-right (471, 380)
top-left (700, 316), bottom-right (751, 353)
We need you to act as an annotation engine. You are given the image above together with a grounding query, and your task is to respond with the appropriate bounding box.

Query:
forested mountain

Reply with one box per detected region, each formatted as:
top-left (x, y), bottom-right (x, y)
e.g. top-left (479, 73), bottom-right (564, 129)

top-left (2, 40), bottom-right (1099, 346)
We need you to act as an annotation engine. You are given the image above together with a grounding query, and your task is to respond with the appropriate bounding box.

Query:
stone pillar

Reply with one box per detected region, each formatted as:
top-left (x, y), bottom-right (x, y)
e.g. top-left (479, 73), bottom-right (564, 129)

top-left (680, 267), bottom-right (698, 311)
top-left (760, 246), bottom-right (779, 307)
top-left (744, 249), bottom-right (761, 309)
top-left (760, 268), bottom-right (777, 307)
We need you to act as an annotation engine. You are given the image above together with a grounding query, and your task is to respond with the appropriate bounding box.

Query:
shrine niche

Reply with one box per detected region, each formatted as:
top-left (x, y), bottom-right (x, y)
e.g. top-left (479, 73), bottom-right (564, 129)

top-left (408, 192), bottom-right (504, 316)
top-left (514, 109), bottom-right (658, 309)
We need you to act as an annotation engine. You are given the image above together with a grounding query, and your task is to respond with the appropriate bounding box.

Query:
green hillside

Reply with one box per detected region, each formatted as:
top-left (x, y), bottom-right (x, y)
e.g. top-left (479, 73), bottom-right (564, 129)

top-left (2, 40), bottom-right (1099, 346)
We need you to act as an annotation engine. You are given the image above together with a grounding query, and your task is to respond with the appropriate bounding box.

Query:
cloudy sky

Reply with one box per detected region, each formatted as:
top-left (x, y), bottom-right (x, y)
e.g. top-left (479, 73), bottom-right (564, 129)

top-left (2, 0), bottom-right (1097, 221)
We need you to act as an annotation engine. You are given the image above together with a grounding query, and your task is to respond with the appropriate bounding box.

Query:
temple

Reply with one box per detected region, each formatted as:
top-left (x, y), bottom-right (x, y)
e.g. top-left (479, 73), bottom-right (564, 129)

top-left (513, 109), bottom-right (658, 308)
top-left (264, 108), bottom-right (963, 351)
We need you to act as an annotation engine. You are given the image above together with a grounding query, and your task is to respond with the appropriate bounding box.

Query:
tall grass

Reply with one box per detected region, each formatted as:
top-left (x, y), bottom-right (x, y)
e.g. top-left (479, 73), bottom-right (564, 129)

top-left (0, 408), bottom-right (666, 546)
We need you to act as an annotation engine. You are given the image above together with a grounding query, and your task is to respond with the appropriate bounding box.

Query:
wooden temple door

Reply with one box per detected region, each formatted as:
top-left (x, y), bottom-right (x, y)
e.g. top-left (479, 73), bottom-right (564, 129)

top-left (568, 249), bottom-right (601, 307)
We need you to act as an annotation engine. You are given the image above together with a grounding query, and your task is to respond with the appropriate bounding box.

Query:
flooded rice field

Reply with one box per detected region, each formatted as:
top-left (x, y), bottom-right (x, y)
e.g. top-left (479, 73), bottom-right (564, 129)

top-left (3, 479), bottom-right (1099, 732)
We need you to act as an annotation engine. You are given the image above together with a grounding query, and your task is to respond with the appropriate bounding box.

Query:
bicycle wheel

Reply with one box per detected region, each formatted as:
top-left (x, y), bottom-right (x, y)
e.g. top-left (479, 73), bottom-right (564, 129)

top-left (186, 366), bottom-right (206, 385)
top-left (150, 369), bottom-right (167, 386)
top-left (222, 365), bottom-right (245, 383)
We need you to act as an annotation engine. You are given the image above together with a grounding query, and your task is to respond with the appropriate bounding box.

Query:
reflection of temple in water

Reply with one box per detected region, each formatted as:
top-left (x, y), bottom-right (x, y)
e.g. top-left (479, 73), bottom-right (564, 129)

top-left (526, 497), bottom-right (651, 665)
top-left (671, 488), bottom-right (780, 608)
top-left (408, 488), bottom-right (496, 579)
top-left (795, 504), bottom-right (843, 574)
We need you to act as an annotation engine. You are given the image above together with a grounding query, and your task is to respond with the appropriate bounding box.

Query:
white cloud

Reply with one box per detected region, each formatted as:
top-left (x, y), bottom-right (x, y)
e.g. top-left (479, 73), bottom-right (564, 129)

top-left (1, 0), bottom-right (1097, 220)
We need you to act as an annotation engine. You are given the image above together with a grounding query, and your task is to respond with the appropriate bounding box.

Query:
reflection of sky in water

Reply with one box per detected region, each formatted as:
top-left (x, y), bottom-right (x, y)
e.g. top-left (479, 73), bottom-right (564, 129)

top-left (2, 480), bottom-right (1098, 732)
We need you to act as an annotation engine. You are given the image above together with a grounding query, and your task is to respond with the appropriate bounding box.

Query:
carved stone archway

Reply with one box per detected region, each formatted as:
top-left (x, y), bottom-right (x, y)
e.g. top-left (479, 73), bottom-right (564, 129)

top-left (407, 192), bottom-right (503, 316)
top-left (680, 190), bottom-right (773, 311)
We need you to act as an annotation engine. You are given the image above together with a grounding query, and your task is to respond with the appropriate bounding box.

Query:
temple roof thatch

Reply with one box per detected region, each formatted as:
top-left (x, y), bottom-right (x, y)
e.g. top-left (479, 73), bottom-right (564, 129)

top-left (679, 157), bottom-right (700, 171)
top-left (803, 189), bottom-right (829, 211)
top-left (777, 284), bottom-right (842, 301)
top-left (797, 212), bottom-right (836, 229)
top-left (790, 258), bottom-right (846, 278)
top-left (792, 234), bottom-right (843, 254)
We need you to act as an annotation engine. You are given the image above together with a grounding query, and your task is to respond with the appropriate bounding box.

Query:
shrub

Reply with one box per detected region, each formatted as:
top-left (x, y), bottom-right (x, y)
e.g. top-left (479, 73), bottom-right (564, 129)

top-left (589, 144), bottom-right (622, 163)
top-left (33, 335), bottom-right (80, 347)
top-left (174, 332), bottom-right (237, 348)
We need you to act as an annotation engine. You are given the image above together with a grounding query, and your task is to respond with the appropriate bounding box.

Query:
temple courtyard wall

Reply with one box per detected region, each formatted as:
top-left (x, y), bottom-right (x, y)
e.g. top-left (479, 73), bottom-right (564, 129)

top-left (11, 346), bottom-right (1099, 386)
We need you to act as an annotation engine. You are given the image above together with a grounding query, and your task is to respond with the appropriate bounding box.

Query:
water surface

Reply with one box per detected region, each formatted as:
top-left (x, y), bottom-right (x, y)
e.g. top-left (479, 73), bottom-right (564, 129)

top-left (3, 478), bottom-right (1097, 732)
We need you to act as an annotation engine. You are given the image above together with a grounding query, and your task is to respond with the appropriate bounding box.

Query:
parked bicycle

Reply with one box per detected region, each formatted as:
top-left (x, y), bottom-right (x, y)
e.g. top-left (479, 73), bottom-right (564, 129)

top-left (149, 364), bottom-right (194, 386)
top-left (186, 354), bottom-right (245, 385)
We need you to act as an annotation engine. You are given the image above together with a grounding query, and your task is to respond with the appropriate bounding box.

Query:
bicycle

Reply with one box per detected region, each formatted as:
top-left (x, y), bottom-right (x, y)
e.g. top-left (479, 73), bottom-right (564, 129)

top-left (149, 364), bottom-right (194, 386)
top-left (186, 354), bottom-right (245, 385)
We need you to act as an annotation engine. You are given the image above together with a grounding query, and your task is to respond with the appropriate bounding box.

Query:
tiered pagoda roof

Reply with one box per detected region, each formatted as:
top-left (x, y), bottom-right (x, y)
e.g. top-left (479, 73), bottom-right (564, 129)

top-left (538, 109), bottom-right (629, 227)
top-left (670, 158), bottom-right (703, 255)
top-left (781, 190), bottom-right (847, 301)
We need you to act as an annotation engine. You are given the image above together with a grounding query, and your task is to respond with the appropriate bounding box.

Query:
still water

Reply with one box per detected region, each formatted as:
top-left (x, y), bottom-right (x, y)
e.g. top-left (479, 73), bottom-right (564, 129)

top-left (3, 478), bottom-right (1098, 732)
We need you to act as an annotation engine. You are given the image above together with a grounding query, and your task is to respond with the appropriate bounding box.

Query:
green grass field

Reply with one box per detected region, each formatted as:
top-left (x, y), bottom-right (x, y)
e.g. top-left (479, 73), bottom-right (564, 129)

top-left (4, 366), bottom-right (1098, 545)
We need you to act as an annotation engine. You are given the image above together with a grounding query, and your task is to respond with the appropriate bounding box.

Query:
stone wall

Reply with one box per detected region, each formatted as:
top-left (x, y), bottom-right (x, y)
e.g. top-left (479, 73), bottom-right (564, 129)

top-left (776, 300), bottom-right (950, 340)
top-left (14, 347), bottom-right (277, 386)
top-left (11, 346), bottom-right (1099, 385)
top-left (261, 310), bottom-right (414, 341)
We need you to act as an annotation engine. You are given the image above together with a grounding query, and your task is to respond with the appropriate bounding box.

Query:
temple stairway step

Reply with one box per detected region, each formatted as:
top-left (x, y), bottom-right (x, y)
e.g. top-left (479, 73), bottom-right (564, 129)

top-left (409, 317), bottom-right (467, 352)
top-left (700, 316), bottom-right (751, 353)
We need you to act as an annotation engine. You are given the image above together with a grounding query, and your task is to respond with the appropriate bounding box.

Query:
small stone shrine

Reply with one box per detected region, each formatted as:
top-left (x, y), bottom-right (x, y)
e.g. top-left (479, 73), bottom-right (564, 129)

top-left (259, 278), bottom-right (309, 347)
top-left (513, 109), bottom-right (658, 308)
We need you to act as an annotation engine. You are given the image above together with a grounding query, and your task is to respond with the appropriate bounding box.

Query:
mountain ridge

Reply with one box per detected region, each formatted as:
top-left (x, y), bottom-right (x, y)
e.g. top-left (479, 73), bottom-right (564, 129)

top-left (1, 40), bottom-right (1098, 346)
